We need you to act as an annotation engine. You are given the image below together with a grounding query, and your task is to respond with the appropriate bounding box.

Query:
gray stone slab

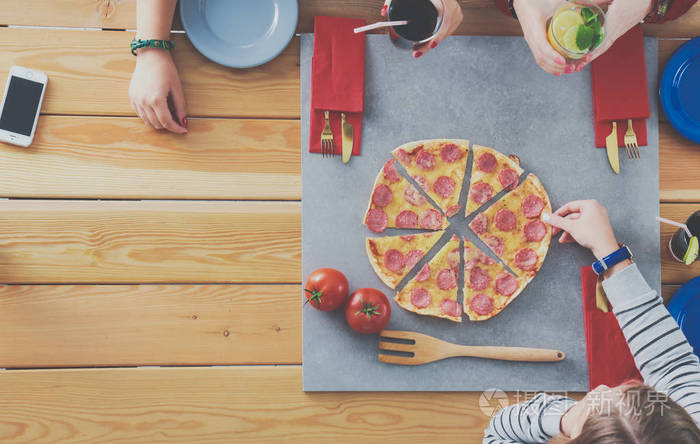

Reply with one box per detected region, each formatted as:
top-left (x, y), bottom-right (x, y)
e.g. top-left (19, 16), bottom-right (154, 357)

top-left (301, 35), bottom-right (660, 392)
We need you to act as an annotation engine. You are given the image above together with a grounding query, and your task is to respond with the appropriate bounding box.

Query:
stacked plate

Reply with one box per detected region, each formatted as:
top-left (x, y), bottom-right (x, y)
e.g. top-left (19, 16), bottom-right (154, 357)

top-left (668, 276), bottom-right (700, 358)
top-left (660, 37), bottom-right (700, 144)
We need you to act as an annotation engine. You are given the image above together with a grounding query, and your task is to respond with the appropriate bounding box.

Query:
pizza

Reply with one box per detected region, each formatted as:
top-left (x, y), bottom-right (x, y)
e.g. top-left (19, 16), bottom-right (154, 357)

top-left (462, 238), bottom-right (527, 321)
top-left (464, 145), bottom-right (524, 216)
top-left (366, 231), bottom-right (445, 289)
top-left (394, 235), bottom-right (462, 322)
top-left (469, 173), bottom-right (552, 279)
top-left (392, 139), bottom-right (469, 217)
top-left (364, 158), bottom-right (448, 233)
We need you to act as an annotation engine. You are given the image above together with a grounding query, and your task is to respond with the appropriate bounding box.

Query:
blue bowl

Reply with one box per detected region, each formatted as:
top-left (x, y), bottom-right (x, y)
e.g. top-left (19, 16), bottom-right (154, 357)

top-left (667, 276), bottom-right (700, 358)
top-left (180, 0), bottom-right (298, 69)
top-left (660, 37), bottom-right (700, 144)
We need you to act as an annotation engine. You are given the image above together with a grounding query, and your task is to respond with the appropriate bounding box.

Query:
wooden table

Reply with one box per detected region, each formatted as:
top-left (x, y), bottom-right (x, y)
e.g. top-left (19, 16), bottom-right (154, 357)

top-left (0, 1), bottom-right (698, 442)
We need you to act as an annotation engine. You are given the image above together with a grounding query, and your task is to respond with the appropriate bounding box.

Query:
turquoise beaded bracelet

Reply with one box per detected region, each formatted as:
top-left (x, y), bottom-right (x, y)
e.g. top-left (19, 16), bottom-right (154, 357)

top-left (130, 39), bottom-right (175, 56)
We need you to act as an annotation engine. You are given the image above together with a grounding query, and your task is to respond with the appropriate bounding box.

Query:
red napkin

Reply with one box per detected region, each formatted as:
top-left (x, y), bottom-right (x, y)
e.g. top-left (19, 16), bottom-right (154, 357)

top-left (581, 266), bottom-right (642, 390)
top-left (309, 16), bottom-right (365, 155)
top-left (591, 25), bottom-right (649, 148)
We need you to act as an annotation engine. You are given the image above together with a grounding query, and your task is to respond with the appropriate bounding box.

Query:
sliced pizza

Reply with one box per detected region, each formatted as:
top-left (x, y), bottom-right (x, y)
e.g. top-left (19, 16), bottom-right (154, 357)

top-left (392, 139), bottom-right (469, 217)
top-left (364, 158), bottom-right (448, 233)
top-left (394, 234), bottom-right (462, 322)
top-left (469, 173), bottom-right (552, 279)
top-left (462, 238), bottom-right (527, 321)
top-left (366, 231), bottom-right (445, 289)
top-left (464, 145), bottom-right (524, 216)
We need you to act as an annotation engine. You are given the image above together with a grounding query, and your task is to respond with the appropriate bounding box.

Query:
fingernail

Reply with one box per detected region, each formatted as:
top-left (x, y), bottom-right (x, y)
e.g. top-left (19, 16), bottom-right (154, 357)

top-left (182, 117), bottom-right (188, 127)
top-left (565, 66), bottom-right (573, 74)
top-left (541, 213), bottom-right (551, 222)
top-left (430, 41), bottom-right (438, 49)
top-left (556, 57), bottom-right (566, 65)
top-left (381, 5), bottom-right (388, 15)
top-left (414, 51), bottom-right (422, 58)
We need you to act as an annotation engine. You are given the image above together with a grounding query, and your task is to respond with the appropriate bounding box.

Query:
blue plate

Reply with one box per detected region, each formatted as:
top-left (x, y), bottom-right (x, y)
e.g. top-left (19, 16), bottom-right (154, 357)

top-left (180, 0), bottom-right (298, 69)
top-left (667, 275), bottom-right (700, 358)
top-left (660, 37), bottom-right (700, 144)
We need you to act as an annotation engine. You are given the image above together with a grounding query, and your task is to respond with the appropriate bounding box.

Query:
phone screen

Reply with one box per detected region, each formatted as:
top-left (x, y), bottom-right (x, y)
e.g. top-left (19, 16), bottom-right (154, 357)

top-left (0, 76), bottom-right (44, 136)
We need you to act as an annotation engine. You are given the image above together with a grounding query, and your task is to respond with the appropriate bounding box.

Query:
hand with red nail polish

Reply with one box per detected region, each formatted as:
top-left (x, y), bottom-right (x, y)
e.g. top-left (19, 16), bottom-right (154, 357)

top-left (403, 0), bottom-right (463, 59)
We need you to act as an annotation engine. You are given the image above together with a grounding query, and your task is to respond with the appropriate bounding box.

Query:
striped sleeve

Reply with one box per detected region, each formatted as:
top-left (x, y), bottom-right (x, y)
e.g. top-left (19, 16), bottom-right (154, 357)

top-left (482, 393), bottom-right (576, 443)
top-left (603, 263), bottom-right (700, 425)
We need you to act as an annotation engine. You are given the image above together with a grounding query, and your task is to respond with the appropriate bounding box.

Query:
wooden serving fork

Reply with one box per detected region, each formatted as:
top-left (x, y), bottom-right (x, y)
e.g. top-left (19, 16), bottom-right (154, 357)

top-left (379, 330), bottom-right (565, 366)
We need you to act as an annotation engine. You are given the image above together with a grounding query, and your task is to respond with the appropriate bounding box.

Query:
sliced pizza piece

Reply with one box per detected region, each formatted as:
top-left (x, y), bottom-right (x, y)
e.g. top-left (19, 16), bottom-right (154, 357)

top-left (469, 173), bottom-right (552, 279)
top-left (462, 238), bottom-right (527, 321)
top-left (366, 231), bottom-right (445, 289)
top-left (392, 139), bottom-right (469, 217)
top-left (364, 158), bottom-right (448, 233)
top-left (464, 145), bottom-right (524, 216)
top-left (394, 234), bottom-right (462, 322)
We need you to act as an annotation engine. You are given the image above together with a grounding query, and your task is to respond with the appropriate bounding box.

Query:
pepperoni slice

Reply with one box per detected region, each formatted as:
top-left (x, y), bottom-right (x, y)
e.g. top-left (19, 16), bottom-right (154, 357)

top-left (464, 259), bottom-right (477, 272)
top-left (440, 143), bottom-right (463, 163)
top-left (412, 175), bottom-right (428, 190)
top-left (469, 213), bottom-right (489, 235)
top-left (410, 287), bottom-right (431, 308)
top-left (522, 194), bottom-right (545, 218)
top-left (433, 176), bottom-right (456, 199)
top-left (382, 159), bottom-right (401, 183)
top-left (446, 204), bottom-right (461, 217)
top-left (416, 263), bottom-right (431, 282)
top-left (478, 251), bottom-right (496, 265)
top-left (415, 150), bottom-right (436, 171)
top-left (384, 249), bottom-right (405, 273)
top-left (477, 152), bottom-right (497, 173)
top-left (436, 268), bottom-right (457, 290)
top-left (515, 248), bottom-right (538, 271)
top-left (470, 294), bottom-right (494, 316)
top-left (404, 185), bottom-right (427, 206)
top-left (372, 184), bottom-right (393, 208)
top-left (396, 210), bottom-right (419, 228)
top-left (395, 148), bottom-right (411, 165)
top-left (470, 182), bottom-right (494, 205)
top-left (498, 168), bottom-right (519, 191)
top-left (440, 299), bottom-right (462, 317)
top-left (495, 273), bottom-right (519, 296)
top-left (405, 249), bottom-right (423, 269)
top-left (366, 209), bottom-right (388, 233)
top-left (400, 234), bottom-right (415, 241)
top-left (485, 236), bottom-right (504, 256)
top-left (469, 266), bottom-right (491, 291)
top-left (419, 209), bottom-right (443, 230)
top-left (524, 219), bottom-right (547, 242)
top-left (494, 209), bottom-right (517, 232)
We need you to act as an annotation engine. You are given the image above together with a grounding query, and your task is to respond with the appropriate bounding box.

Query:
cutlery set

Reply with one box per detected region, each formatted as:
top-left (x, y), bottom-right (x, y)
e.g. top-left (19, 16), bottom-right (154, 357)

top-left (320, 110), bottom-right (354, 164)
top-left (605, 119), bottom-right (640, 174)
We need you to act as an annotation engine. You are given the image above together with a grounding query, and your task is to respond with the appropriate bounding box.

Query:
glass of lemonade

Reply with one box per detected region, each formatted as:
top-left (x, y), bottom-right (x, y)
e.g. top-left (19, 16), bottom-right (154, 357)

top-left (547, 0), bottom-right (606, 61)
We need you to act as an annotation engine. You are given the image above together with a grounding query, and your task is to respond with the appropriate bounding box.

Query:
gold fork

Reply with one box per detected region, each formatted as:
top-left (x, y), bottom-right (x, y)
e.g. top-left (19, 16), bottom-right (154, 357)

top-left (378, 330), bottom-right (565, 366)
top-left (624, 119), bottom-right (640, 159)
top-left (320, 111), bottom-right (335, 158)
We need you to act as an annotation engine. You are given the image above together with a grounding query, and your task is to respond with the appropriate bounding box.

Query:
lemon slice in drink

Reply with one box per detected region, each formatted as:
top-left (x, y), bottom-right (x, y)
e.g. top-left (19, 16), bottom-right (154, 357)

top-left (553, 9), bottom-right (584, 52)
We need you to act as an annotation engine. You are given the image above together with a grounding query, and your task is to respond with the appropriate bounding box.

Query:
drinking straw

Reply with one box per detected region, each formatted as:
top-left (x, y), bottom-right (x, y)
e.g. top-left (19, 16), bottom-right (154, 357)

top-left (656, 216), bottom-right (693, 238)
top-left (354, 21), bottom-right (409, 33)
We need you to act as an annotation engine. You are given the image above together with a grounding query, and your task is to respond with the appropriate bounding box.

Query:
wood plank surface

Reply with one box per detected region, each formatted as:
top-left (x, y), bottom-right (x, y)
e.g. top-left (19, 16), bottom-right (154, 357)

top-left (3, 0), bottom-right (698, 39)
top-left (0, 284), bottom-right (300, 368)
top-left (0, 200), bottom-right (300, 284)
top-left (0, 116), bottom-right (300, 199)
top-left (0, 28), bottom-right (299, 118)
top-left (0, 366), bottom-right (584, 443)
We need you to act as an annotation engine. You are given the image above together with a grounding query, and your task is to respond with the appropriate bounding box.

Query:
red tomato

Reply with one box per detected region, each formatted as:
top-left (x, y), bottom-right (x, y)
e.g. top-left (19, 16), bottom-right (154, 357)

top-left (304, 268), bottom-right (349, 311)
top-left (345, 288), bottom-right (391, 334)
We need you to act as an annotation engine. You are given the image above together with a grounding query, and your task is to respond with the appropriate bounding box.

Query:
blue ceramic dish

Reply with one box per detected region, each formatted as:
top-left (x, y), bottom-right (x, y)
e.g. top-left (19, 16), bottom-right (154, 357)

top-left (667, 275), bottom-right (700, 358)
top-left (660, 37), bottom-right (700, 144)
top-left (180, 0), bottom-right (298, 69)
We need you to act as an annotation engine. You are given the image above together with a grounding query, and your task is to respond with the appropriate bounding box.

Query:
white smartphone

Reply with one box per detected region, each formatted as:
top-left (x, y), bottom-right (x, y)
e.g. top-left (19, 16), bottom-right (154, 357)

top-left (0, 66), bottom-right (48, 147)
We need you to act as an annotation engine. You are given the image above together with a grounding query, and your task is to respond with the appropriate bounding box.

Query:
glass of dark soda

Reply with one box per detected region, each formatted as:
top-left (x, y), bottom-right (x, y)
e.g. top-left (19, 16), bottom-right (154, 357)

top-left (669, 210), bottom-right (700, 264)
top-left (387, 0), bottom-right (445, 50)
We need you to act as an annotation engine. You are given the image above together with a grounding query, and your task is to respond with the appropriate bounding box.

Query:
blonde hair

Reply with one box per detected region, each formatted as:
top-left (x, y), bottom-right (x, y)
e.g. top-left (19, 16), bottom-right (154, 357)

top-left (549, 384), bottom-right (700, 444)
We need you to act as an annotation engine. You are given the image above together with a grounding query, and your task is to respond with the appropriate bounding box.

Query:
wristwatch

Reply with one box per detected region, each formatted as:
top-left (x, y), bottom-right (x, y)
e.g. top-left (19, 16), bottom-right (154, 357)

top-left (592, 244), bottom-right (633, 275)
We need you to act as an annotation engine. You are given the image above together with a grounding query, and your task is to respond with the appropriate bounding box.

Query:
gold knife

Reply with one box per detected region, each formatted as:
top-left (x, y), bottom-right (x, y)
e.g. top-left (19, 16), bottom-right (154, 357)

top-left (605, 121), bottom-right (620, 174)
top-left (341, 113), bottom-right (353, 164)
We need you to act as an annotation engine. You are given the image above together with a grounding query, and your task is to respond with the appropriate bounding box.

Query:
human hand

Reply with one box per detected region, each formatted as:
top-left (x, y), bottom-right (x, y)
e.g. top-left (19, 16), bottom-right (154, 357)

top-left (129, 48), bottom-right (187, 134)
top-left (381, 0), bottom-right (463, 59)
top-left (572, 0), bottom-right (653, 72)
top-left (513, 0), bottom-right (573, 76)
top-left (543, 200), bottom-right (619, 260)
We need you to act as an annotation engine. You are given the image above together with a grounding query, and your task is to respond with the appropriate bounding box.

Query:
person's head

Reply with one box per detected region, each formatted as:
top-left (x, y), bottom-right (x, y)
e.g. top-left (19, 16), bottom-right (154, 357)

top-left (550, 382), bottom-right (700, 444)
